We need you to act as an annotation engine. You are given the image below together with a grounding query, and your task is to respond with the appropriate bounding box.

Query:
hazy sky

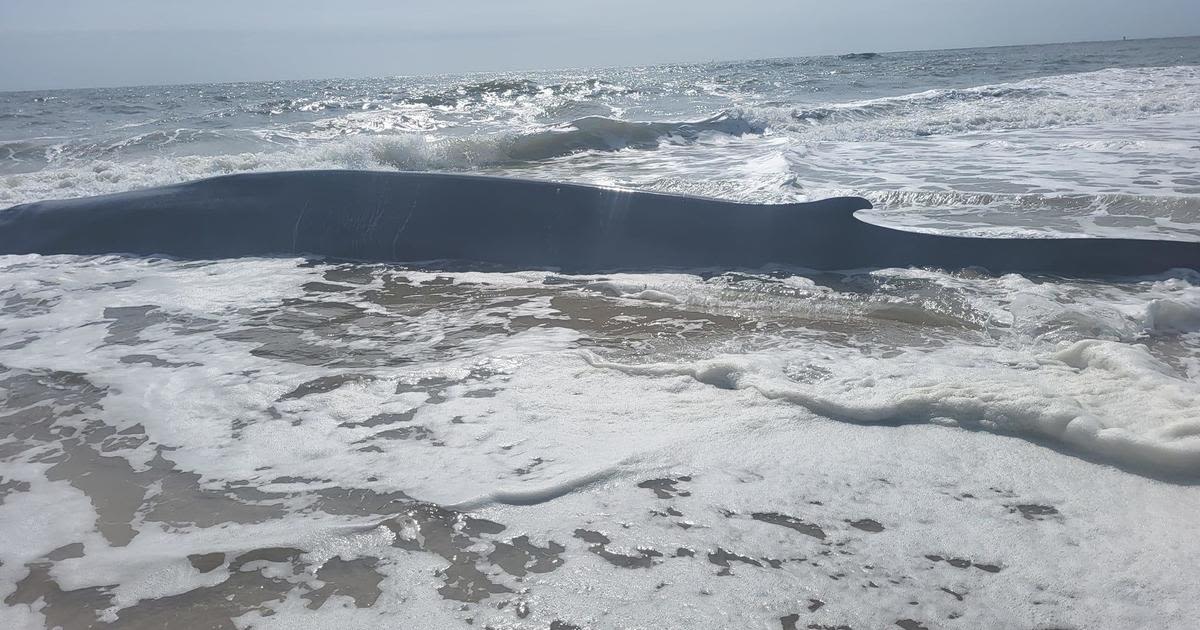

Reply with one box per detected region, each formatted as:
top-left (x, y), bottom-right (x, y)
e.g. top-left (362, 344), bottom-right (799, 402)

top-left (1, 0), bottom-right (1197, 90)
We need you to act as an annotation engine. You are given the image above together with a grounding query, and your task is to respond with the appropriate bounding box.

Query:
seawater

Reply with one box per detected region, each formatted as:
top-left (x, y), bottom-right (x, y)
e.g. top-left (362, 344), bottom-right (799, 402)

top-left (1, 37), bottom-right (1199, 629)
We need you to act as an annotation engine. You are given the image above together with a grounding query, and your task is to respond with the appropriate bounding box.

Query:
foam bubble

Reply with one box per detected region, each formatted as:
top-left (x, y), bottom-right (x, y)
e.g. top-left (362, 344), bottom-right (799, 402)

top-left (2, 256), bottom-right (1200, 628)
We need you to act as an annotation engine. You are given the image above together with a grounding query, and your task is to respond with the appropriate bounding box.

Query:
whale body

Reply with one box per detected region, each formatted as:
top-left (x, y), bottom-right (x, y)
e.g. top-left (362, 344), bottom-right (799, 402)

top-left (1, 170), bottom-right (1197, 276)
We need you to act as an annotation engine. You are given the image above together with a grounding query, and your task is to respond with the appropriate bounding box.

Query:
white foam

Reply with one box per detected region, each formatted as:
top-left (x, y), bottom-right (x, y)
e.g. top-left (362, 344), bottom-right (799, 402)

top-left (0, 466), bottom-right (104, 597)
top-left (2, 257), bottom-right (1200, 627)
top-left (747, 65), bottom-right (1200, 142)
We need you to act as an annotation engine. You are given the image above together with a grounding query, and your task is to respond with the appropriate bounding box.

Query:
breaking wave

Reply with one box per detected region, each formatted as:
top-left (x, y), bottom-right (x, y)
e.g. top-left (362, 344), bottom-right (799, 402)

top-left (0, 113), bottom-right (764, 204)
top-left (232, 77), bottom-right (636, 115)
top-left (299, 113), bottom-right (762, 170)
top-left (587, 336), bottom-right (1200, 475)
top-left (739, 66), bottom-right (1200, 140)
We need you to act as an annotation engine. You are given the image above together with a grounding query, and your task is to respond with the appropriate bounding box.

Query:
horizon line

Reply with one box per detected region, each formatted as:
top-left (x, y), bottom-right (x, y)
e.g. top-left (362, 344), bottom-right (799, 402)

top-left (1, 33), bottom-right (1196, 95)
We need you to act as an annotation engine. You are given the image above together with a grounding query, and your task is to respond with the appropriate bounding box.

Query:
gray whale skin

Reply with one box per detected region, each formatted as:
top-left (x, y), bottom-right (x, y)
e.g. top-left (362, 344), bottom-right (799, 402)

top-left (1, 170), bottom-right (1196, 276)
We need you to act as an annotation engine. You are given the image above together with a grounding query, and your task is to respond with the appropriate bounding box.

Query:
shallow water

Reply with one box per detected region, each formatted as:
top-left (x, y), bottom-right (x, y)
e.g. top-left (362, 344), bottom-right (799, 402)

top-left (2, 37), bottom-right (1200, 629)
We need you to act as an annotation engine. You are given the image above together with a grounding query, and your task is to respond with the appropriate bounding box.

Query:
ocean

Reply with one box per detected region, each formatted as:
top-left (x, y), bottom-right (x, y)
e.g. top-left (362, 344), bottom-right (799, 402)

top-left (1, 36), bottom-right (1199, 629)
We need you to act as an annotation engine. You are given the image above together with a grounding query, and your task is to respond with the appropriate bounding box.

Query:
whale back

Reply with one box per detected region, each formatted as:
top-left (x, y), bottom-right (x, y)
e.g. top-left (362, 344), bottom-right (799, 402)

top-left (0, 170), bottom-right (871, 270)
top-left (2, 170), bottom-right (1198, 275)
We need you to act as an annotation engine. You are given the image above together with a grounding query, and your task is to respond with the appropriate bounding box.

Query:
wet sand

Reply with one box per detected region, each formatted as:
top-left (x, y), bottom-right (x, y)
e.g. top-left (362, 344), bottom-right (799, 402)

top-left (1, 259), bottom-right (1198, 629)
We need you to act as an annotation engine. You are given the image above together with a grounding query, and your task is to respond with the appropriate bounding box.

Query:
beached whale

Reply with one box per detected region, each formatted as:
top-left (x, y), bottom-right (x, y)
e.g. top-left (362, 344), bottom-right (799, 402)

top-left (1, 170), bottom-right (1196, 276)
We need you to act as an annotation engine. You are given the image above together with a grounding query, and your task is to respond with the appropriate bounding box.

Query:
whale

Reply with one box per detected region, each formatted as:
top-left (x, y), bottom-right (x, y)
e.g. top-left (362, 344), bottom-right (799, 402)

top-left (0, 170), bottom-right (1197, 276)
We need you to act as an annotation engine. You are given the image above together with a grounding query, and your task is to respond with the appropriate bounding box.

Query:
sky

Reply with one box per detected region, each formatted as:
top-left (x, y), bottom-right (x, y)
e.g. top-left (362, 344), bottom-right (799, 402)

top-left (1, 0), bottom-right (1198, 91)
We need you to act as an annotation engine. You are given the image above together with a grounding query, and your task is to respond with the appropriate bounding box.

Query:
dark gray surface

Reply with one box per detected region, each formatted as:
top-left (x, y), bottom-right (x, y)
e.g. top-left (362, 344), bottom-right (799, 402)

top-left (2, 170), bottom-right (1197, 275)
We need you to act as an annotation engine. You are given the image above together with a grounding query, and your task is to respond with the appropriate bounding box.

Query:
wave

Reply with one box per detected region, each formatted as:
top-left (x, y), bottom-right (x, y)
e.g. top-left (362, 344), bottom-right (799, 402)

top-left (586, 336), bottom-right (1200, 475)
top-left (12, 65), bottom-right (1194, 182)
top-left (87, 103), bottom-right (157, 115)
top-left (0, 113), bottom-right (763, 204)
top-left (840, 190), bottom-right (1200, 241)
top-left (0, 140), bottom-right (53, 165)
top-left (402, 77), bottom-right (634, 109)
top-left (501, 113), bottom-right (763, 161)
top-left (861, 190), bottom-right (1200, 216)
top-left (231, 77), bottom-right (635, 116)
top-left (326, 113), bottom-right (762, 167)
top-left (4, 65), bottom-right (1198, 222)
top-left (0, 129), bottom-right (259, 175)
top-left (782, 86), bottom-right (1050, 125)
top-left (739, 65), bottom-right (1200, 140)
